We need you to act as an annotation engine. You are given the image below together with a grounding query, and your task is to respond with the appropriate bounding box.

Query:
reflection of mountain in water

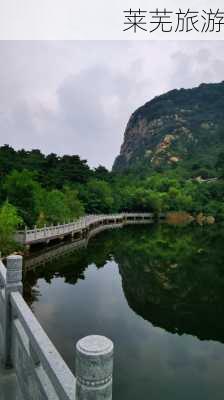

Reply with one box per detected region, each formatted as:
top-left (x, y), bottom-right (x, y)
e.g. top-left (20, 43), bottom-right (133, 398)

top-left (119, 257), bottom-right (224, 342)
top-left (24, 224), bottom-right (224, 342)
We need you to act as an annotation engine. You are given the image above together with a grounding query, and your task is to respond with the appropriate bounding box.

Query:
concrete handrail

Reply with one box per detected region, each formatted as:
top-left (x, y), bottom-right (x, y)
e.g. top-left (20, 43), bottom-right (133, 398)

top-left (0, 255), bottom-right (114, 400)
top-left (11, 291), bottom-right (75, 400)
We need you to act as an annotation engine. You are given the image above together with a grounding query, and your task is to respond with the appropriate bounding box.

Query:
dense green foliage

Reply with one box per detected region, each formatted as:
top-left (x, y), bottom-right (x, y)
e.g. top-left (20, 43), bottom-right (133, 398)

top-left (0, 201), bottom-right (23, 254)
top-left (0, 144), bottom-right (224, 239)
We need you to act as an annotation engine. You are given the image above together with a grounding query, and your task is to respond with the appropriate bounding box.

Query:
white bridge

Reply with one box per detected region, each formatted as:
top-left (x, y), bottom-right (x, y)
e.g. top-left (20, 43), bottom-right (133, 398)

top-left (15, 213), bottom-right (156, 247)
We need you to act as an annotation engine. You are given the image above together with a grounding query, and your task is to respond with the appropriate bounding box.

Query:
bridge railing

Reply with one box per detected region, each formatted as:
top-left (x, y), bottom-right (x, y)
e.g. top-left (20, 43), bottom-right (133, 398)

top-left (0, 255), bottom-right (114, 400)
top-left (15, 213), bottom-right (154, 245)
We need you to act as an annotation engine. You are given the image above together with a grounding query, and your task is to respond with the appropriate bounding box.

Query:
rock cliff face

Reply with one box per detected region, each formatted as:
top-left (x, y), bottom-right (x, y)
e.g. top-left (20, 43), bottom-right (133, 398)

top-left (113, 81), bottom-right (224, 172)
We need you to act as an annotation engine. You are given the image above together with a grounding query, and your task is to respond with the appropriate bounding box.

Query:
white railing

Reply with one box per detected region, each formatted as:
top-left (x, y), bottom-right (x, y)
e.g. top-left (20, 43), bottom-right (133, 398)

top-left (15, 213), bottom-right (154, 245)
top-left (25, 214), bottom-right (156, 270)
top-left (0, 255), bottom-right (114, 400)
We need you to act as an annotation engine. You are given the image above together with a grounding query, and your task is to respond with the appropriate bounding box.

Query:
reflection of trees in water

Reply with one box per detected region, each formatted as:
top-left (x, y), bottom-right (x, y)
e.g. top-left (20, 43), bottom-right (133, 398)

top-left (23, 272), bottom-right (41, 307)
top-left (24, 224), bottom-right (224, 342)
top-left (23, 249), bottom-right (88, 304)
top-left (115, 225), bottom-right (224, 342)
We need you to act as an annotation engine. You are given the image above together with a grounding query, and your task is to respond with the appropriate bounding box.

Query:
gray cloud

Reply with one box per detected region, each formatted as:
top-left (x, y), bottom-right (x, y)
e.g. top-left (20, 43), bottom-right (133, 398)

top-left (0, 41), bottom-right (224, 168)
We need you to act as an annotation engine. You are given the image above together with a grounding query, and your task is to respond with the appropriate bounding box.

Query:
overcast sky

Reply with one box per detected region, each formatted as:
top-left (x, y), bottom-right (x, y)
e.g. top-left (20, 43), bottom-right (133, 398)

top-left (0, 40), bottom-right (224, 169)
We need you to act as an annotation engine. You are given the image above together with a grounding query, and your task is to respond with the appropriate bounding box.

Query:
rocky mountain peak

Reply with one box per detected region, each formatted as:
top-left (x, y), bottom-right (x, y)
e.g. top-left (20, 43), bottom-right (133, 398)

top-left (113, 81), bottom-right (224, 172)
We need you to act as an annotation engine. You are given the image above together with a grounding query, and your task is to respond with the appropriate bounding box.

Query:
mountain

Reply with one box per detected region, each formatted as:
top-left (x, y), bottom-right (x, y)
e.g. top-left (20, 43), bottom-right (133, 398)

top-left (113, 81), bottom-right (224, 174)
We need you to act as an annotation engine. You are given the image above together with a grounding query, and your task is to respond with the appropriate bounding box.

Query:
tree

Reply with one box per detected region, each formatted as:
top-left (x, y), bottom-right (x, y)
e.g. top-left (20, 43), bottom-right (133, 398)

top-left (63, 186), bottom-right (84, 219)
top-left (167, 187), bottom-right (193, 211)
top-left (81, 179), bottom-right (114, 213)
top-left (38, 190), bottom-right (71, 225)
top-left (0, 201), bottom-right (23, 254)
top-left (120, 187), bottom-right (166, 213)
top-left (94, 166), bottom-right (111, 181)
top-left (0, 145), bottom-right (17, 177)
top-left (4, 170), bottom-right (42, 226)
top-left (35, 186), bottom-right (85, 227)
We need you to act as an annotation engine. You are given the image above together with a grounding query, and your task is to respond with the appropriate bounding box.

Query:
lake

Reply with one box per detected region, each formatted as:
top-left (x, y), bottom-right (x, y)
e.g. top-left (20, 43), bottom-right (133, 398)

top-left (24, 223), bottom-right (224, 400)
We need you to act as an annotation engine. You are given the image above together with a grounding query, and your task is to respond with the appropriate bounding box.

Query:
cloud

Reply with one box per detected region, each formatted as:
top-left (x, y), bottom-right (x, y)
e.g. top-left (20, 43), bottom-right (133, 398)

top-left (52, 64), bottom-right (151, 166)
top-left (0, 41), bottom-right (224, 168)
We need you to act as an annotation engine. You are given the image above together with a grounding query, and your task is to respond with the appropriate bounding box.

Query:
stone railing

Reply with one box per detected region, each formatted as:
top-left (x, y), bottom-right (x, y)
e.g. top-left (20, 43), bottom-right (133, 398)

top-left (15, 213), bottom-right (154, 246)
top-left (24, 213), bottom-right (155, 270)
top-left (0, 255), bottom-right (114, 400)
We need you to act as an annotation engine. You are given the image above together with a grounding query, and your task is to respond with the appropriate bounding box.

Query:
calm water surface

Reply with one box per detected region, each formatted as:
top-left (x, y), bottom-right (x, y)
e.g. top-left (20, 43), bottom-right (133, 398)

top-left (24, 224), bottom-right (224, 400)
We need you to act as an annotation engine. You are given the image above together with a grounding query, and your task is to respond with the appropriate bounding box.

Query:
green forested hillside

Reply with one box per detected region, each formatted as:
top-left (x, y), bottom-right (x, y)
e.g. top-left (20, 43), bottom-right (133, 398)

top-left (113, 81), bottom-right (224, 176)
top-left (2, 81), bottom-right (224, 252)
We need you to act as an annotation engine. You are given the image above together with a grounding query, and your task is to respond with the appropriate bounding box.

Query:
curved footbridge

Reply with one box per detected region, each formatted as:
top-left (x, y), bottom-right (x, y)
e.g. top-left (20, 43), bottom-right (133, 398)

top-left (15, 213), bottom-right (158, 247)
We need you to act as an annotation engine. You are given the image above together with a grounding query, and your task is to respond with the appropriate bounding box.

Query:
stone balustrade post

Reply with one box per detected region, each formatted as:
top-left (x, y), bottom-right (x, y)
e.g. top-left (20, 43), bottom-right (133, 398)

top-left (4, 255), bottom-right (23, 367)
top-left (75, 335), bottom-right (113, 400)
